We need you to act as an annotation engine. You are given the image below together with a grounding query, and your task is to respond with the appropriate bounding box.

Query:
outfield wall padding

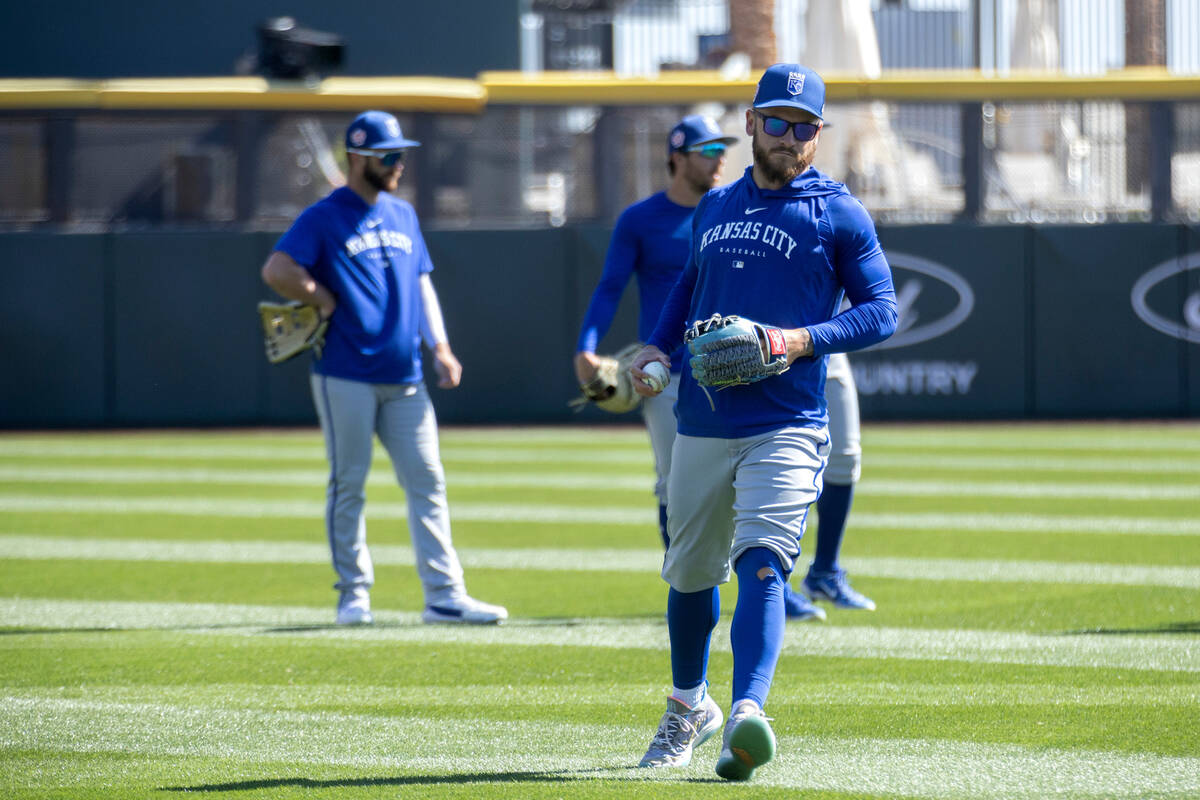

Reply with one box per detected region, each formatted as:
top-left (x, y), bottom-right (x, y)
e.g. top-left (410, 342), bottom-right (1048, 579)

top-left (0, 223), bottom-right (1196, 427)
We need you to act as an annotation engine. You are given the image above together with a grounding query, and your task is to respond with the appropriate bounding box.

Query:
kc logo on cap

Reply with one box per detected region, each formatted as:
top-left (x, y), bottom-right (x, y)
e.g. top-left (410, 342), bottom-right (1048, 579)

top-left (344, 110), bottom-right (422, 152)
top-left (752, 63), bottom-right (825, 119)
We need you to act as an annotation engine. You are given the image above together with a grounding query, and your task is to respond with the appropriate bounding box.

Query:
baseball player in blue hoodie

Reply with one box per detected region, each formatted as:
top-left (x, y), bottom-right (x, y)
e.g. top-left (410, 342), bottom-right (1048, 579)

top-left (629, 64), bottom-right (897, 780)
top-left (575, 115), bottom-right (871, 621)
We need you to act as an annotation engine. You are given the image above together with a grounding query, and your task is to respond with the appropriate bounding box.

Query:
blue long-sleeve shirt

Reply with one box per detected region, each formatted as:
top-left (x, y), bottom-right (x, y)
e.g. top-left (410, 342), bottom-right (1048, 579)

top-left (576, 192), bottom-right (693, 371)
top-left (648, 166), bottom-right (897, 438)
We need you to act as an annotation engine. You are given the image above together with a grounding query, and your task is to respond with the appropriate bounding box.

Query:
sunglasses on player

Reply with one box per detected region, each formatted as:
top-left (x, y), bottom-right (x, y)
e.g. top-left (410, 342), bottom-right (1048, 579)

top-left (347, 148), bottom-right (407, 167)
top-left (756, 112), bottom-right (822, 141)
top-left (685, 143), bottom-right (728, 159)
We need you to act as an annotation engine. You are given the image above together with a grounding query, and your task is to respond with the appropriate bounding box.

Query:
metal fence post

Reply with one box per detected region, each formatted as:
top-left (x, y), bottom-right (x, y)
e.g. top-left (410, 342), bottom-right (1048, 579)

top-left (44, 115), bottom-right (74, 225)
top-left (1150, 100), bottom-right (1175, 221)
top-left (959, 102), bottom-right (984, 223)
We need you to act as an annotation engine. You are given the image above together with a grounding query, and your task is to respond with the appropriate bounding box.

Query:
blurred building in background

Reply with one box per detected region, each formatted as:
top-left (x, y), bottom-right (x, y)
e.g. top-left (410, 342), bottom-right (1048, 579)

top-left (0, 0), bottom-right (1198, 230)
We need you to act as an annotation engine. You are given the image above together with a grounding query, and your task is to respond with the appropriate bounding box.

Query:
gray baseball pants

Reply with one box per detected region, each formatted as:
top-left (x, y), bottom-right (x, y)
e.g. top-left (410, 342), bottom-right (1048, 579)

top-left (641, 378), bottom-right (680, 504)
top-left (662, 425), bottom-right (830, 593)
top-left (824, 353), bottom-right (862, 484)
top-left (310, 374), bottom-right (466, 605)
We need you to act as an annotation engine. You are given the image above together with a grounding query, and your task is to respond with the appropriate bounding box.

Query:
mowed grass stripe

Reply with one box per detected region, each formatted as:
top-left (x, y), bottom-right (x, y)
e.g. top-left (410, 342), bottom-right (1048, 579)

top-left (0, 441), bottom-right (652, 465)
top-left (5, 440), bottom-right (1200, 475)
top-left (866, 452), bottom-right (1200, 474)
top-left (2, 696), bottom-right (1198, 798)
top-left (3, 598), bottom-right (1196, 672)
top-left (4, 696), bottom-right (1197, 798)
top-left (0, 465), bottom-right (653, 492)
top-left (14, 681), bottom-right (1198, 711)
top-left (3, 464), bottom-right (1198, 501)
top-left (863, 426), bottom-right (1200, 451)
top-left (5, 535), bottom-right (1199, 588)
top-left (2, 494), bottom-right (1197, 535)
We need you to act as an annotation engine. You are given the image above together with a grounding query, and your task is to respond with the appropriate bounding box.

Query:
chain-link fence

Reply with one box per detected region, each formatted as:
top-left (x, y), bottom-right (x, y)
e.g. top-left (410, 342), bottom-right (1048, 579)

top-left (2, 94), bottom-right (1197, 231)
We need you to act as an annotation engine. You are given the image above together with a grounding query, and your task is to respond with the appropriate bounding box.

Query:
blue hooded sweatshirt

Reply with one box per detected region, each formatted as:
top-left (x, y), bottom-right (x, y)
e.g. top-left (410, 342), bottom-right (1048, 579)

top-left (647, 166), bottom-right (897, 438)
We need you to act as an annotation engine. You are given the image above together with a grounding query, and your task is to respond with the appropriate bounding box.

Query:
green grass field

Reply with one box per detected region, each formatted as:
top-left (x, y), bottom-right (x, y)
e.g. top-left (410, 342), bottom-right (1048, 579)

top-left (1, 422), bottom-right (1198, 799)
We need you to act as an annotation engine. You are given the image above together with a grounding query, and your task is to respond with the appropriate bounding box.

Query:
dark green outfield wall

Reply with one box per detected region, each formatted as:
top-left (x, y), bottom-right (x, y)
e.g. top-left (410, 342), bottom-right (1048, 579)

top-left (0, 1), bottom-right (520, 79)
top-left (1, 224), bottom-right (1197, 428)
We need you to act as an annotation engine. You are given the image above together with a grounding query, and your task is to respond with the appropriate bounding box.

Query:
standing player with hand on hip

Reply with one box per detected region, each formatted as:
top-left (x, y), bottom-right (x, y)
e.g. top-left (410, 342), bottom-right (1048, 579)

top-left (261, 110), bottom-right (507, 627)
top-left (629, 64), bottom-right (897, 780)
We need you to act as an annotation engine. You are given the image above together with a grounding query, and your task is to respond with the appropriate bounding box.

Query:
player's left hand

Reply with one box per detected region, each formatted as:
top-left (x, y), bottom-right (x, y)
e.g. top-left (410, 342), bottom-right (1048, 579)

top-left (685, 313), bottom-right (791, 388)
top-left (432, 343), bottom-right (462, 389)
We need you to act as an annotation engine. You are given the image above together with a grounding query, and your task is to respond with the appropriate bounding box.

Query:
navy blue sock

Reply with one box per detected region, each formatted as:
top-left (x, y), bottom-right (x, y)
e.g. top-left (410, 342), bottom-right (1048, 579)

top-left (666, 586), bottom-right (719, 691)
top-left (811, 482), bottom-right (854, 574)
top-left (658, 503), bottom-right (670, 550)
top-left (730, 548), bottom-right (786, 708)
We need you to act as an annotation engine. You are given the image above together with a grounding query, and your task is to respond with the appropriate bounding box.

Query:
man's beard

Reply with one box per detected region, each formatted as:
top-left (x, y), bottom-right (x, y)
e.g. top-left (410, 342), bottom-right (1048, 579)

top-left (364, 165), bottom-right (396, 193)
top-left (752, 136), bottom-right (810, 185)
top-left (686, 169), bottom-right (719, 196)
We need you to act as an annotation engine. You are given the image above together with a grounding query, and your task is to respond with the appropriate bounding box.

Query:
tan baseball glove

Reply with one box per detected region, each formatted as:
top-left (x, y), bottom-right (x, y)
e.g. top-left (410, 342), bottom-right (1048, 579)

top-left (569, 342), bottom-right (643, 414)
top-left (258, 301), bottom-right (328, 364)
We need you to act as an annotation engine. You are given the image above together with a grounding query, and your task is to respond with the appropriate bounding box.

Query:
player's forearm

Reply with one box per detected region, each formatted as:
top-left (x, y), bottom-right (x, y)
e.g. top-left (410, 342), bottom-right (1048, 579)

top-left (419, 274), bottom-right (449, 348)
top-left (806, 296), bottom-right (898, 356)
top-left (784, 328), bottom-right (814, 362)
top-left (262, 252), bottom-right (336, 317)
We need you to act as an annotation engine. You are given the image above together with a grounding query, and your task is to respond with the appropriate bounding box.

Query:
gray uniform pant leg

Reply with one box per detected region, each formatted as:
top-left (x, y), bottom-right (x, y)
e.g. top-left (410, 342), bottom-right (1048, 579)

top-left (375, 381), bottom-right (466, 606)
top-left (824, 353), bottom-right (862, 485)
top-left (640, 378), bottom-right (679, 504)
top-left (311, 373), bottom-right (376, 594)
top-left (663, 427), bottom-right (830, 593)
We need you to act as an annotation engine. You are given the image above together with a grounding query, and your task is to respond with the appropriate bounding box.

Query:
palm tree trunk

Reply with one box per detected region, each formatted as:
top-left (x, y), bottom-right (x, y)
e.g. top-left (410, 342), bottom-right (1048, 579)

top-left (729, 0), bottom-right (777, 69)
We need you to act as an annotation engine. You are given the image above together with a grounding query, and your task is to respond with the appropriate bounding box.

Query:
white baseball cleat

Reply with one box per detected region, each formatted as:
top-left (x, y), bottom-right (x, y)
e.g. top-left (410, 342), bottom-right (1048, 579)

top-left (336, 589), bottom-right (373, 626)
top-left (421, 595), bottom-right (508, 625)
top-left (638, 695), bottom-right (723, 768)
top-left (714, 698), bottom-right (776, 781)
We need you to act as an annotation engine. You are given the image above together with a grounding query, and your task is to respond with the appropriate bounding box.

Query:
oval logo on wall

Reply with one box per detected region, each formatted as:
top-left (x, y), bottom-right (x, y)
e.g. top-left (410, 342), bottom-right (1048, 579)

top-left (1131, 252), bottom-right (1200, 344)
top-left (871, 252), bottom-right (975, 350)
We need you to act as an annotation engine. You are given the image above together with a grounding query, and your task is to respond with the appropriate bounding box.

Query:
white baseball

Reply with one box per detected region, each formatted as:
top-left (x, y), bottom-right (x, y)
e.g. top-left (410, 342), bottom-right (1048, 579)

top-left (641, 361), bottom-right (670, 392)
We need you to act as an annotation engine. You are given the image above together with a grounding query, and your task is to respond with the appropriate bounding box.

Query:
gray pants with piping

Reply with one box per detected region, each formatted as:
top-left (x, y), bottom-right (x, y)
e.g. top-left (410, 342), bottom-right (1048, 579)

top-left (310, 374), bottom-right (466, 606)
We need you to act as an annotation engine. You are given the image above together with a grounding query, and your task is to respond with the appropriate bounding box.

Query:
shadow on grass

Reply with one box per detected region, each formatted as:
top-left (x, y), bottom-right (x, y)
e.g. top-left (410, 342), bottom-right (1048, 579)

top-left (161, 767), bottom-right (725, 792)
top-left (0, 615), bottom-right (661, 637)
top-left (1062, 620), bottom-right (1200, 635)
top-left (0, 624), bottom-right (342, 636)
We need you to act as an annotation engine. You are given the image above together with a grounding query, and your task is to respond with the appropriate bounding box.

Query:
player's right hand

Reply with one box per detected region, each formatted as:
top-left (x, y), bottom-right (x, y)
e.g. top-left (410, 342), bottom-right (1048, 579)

top-left (630, 346), bottom-right (670, 397)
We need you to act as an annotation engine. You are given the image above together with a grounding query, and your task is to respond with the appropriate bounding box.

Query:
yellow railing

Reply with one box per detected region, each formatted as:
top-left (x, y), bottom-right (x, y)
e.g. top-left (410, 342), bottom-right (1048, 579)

top-left (0, 76), bottom-right (487, 113)
top-left (0, 68), bottom-right (1197, 112)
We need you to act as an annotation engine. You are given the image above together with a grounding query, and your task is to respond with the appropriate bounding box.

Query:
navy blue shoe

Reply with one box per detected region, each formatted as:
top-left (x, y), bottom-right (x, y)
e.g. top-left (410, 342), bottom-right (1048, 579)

top-left (803, 568), bottom-right (876, 611)
top-left (783, 584), bottom-right (826, 621)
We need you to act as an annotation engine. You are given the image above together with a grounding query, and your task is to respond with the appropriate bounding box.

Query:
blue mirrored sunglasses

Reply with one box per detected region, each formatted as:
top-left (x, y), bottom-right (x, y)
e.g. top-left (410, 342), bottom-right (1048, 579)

top-left (348, 148), bottom-right (406, 166)
top-left (685, 143), bottom-right (728, 159)
top-left (756, 112), bottom-right (822, 141)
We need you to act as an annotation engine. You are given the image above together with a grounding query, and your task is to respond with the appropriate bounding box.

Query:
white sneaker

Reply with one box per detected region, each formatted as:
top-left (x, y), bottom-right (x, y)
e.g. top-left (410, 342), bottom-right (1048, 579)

top-left (421, 595), bottom-right (508, 625)
top-left (714, 699), bottom-right (776, 781)
top-left (638, 695), bottom-right (723, 768)
top-left (336, 590), bottom-right (373, 626)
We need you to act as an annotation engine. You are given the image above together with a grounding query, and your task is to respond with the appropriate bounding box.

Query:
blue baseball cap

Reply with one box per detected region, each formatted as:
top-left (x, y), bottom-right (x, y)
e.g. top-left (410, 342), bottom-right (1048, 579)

top-left (668, 114), bottom-right (738, 156)
top-left (344, 110), bottom-right (421, 151)
top-left (752, 63), bottom-right (825, 120)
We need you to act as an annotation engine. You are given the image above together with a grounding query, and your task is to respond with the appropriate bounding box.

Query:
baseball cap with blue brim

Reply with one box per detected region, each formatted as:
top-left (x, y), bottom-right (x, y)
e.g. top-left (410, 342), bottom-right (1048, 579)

top-left (668, 114), bottom-right (739, 156)
top-left (752, 63), bottom-right (825, 120)
top-left (345, 110), bottom-right (421, 152)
